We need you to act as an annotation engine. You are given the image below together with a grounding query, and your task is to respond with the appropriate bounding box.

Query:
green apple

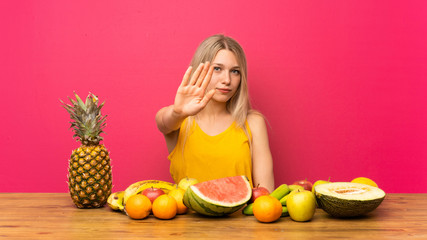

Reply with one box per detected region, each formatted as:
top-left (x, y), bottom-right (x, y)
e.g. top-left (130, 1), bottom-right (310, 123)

top-left (178, 177), bottom-right (199, 191)
top-left (287, 189), bottom-right (316, 222)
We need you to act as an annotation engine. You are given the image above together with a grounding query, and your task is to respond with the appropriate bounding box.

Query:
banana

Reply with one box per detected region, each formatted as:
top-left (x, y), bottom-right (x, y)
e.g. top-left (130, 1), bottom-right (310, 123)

top-left (270, 184), bottom-right (290, 200)
top-left (107, 191), bottom-right (125, 211)
top-left (123, 180), bottom-right (175, 204)
top-left (280, 193), bottom-right (290, 206)
top-left (281, 206), bottom-right (289, 217)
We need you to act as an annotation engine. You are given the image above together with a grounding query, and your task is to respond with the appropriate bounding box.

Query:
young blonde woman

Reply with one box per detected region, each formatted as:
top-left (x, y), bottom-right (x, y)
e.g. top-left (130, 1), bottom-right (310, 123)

top-left (156, 34), bottom-right (274, 192)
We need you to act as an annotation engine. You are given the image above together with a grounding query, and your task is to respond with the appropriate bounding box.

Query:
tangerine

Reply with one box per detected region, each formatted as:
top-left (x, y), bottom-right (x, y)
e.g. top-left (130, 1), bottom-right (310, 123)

top-left (125, 194), bottom-right (151, 220)
top-left (351, 177), bottom-right (378, 188)
top-left (168, 187), bottom-right (188, 214)
top-left (152, 194), bottom-right (177, 219)
top-left (253, 195), bottom-right (282, 223)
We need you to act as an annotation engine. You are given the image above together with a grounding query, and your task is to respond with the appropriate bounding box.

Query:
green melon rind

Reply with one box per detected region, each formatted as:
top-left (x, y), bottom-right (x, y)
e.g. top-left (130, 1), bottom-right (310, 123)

top-left (184, 187), bottom-right (244, 216)
top-left (317, 194), bottom-right (384, 217)
top-left (315, 182), bottom-right (386, 218)
top-left (182, 176), bottom-right (251, 216)
top-left (183, 185), bottom-right (246, 216)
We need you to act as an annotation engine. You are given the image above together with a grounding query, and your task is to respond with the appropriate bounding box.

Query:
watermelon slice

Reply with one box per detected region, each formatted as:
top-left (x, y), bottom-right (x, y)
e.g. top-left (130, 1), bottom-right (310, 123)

top-left (183, 176), bottom-right (252, 216)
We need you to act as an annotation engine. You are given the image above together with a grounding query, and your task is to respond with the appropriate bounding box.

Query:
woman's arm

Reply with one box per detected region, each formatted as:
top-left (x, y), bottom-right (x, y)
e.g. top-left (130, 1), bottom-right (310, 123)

top-left (247, 113), bottom-right (275, 193)
top-left (155, 106), bottom-right (184, 153)
top-left (155, 105), bottom-right (186, 135)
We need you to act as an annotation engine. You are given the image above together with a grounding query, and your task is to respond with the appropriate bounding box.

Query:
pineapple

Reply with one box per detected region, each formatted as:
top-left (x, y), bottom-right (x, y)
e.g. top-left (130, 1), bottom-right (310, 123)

top-left (62, 92), bottom-right (112, 208)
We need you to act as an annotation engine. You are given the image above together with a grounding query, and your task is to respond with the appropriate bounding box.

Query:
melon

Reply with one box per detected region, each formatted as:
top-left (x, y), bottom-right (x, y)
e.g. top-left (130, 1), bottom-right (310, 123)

top-left (183, 176), bottom-right (252, 216)
top-left (315, 182), bottom-right (386, 217)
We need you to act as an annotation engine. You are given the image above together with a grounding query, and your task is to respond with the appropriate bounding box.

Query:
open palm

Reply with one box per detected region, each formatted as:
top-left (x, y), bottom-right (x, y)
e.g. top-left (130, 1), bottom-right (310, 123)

top-left (173, 62), bottom-right (215, 117)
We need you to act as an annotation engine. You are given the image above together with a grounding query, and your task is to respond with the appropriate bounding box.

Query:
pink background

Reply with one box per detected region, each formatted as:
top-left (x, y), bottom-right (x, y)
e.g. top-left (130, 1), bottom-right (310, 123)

top-left (1, 1), bottom-right (426, 193)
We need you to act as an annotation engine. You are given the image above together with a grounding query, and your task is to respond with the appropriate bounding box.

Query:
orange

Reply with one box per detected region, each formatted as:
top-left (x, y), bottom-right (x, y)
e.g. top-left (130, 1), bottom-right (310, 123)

top-left (253, 195), bottom-right (282, 223)
top-left (152, 194), bottom-right (177, 219)
top-left (168, 187), bottom-right (188, 214)
top-left (125, 194), bottom-right (152, 220)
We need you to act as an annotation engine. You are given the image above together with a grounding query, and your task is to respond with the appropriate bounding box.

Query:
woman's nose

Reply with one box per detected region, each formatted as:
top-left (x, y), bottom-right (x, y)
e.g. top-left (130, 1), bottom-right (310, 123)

top-left (222, 73), bottom-right (231, 85)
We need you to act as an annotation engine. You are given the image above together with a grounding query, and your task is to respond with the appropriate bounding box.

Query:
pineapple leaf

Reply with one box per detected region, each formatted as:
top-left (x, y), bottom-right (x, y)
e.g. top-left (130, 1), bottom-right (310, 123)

top-left (74, 93), bottom-right (87, 112)
top-left (62, 92), bottom-right (107, 145)
top-left (98, 101), bottom-right (105, 111)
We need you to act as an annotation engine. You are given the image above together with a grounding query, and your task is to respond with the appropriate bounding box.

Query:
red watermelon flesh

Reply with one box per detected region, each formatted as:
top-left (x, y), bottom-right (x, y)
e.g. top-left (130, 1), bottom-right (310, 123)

top-left (193, 176), bottom-right (250, 204)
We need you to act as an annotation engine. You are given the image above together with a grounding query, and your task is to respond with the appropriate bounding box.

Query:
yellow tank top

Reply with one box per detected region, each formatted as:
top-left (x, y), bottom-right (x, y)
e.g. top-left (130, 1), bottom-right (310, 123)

top-left (168, 118), bottom-right (253, 187)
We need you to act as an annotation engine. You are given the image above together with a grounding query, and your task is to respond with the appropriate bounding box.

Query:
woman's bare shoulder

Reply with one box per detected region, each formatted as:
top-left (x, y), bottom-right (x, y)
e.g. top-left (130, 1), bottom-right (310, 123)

top-left (247, 111), bottom-right (267, 132)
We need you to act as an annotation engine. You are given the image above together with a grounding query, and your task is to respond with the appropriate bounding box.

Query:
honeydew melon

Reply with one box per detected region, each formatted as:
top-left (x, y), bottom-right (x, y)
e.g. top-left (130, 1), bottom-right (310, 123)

top-left (183, 176), bottom-right (252, 216)
top-left (315, 182), bottom-right (385, 217)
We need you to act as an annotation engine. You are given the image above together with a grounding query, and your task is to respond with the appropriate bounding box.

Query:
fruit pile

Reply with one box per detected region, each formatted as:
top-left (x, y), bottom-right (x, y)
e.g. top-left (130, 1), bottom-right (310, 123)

top-left (63, 93), bottom-right (386, 223)
top-left (107, 177), bottom-right (199, 220)
top-left (243, 176), bottom-right (386, 223)
top-left (107, 176), bottom-right (386, 223)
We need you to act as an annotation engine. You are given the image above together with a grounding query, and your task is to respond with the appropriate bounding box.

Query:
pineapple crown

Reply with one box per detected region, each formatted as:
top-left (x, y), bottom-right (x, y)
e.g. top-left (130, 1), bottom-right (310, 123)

top-left (61, 92), bottom-right (107, 145)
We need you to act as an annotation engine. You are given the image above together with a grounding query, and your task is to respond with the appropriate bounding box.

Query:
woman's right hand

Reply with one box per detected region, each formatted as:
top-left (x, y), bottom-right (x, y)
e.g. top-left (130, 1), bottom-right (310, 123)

top-left (172, 62), bottom-right (216, 117)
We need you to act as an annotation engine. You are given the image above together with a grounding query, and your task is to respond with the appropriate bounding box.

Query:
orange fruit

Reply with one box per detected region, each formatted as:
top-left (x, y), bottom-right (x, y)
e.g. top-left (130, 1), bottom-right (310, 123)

top-left (125, 194), bottom-right (152, 220)
top-left (253, 195), bottom-right (282, 223)
top-left (168, 187), bottom-right (188, 214)
top-left (152, 194), bottom-right (177, 219)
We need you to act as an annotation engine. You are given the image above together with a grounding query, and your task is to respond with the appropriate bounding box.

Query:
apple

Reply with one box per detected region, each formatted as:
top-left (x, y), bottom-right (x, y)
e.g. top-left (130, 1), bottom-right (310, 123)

top-left (178, 177), bottom-right (199, 191)
top-left (287, 189), bottom-right (316, 222)
top-left (142, 187), bottom-right (165, 203)
top-left (249, 185), bottom-right (270, 203)
top-left (292, 179), bottom-right (313, 191)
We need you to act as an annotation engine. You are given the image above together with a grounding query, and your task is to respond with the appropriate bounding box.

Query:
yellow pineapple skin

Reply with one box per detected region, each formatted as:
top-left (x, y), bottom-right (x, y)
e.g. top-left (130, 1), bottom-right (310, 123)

top-left (68, 144), bottom-right (112, 208)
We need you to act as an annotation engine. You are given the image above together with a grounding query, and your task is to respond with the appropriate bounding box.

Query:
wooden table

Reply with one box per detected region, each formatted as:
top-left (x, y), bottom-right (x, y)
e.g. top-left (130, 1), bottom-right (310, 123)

top-left (1, 193), bottom-right (426, 239)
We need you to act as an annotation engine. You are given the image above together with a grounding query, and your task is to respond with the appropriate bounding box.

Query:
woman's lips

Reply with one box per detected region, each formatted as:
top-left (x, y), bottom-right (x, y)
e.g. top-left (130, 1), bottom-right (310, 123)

top-left (217, 88), bottom-right (231, 93)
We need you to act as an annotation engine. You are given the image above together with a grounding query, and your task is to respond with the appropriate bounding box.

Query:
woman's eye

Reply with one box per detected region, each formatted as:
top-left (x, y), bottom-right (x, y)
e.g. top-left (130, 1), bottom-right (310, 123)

top-left (232, 69), bottom-right (240, 75)
top-left (213, 67), bottom-right (221, 71)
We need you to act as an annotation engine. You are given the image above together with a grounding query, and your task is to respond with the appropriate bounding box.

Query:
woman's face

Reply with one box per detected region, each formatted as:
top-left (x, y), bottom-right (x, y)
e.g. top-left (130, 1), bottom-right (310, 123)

top-left (208, 49), bottom-right (241, 103)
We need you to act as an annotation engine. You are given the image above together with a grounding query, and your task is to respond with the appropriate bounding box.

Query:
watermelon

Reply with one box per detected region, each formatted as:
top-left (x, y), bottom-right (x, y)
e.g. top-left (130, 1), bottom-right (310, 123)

top-left (183, 176), bottom-right (252, 216)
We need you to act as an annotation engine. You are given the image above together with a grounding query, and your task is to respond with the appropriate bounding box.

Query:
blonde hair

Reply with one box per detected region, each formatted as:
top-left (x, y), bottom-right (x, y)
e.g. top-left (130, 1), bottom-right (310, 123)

top-left (183, 34), bottom-right (260, 149)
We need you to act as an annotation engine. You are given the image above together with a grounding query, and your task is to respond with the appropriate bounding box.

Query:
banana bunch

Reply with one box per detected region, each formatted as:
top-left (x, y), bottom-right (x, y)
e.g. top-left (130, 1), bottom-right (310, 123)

top-left (243, 184), bottom-right (291, 216)
top-left (107, 180), bottom-right (175, 211)
top-left (270, 184), bottom-right (291, 200)
top-left (123, 180), bottom-right (175, 203)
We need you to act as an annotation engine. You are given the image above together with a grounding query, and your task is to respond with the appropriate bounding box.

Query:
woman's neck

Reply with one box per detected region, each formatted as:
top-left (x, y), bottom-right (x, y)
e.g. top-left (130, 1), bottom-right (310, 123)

top-left (196, 101), bottom-right (230, 122)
